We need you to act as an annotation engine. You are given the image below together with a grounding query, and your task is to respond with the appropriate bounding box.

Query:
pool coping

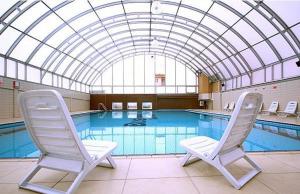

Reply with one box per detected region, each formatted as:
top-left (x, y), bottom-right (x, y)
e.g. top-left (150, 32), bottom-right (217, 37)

top-left (186, 109), bottom-right (300, 127)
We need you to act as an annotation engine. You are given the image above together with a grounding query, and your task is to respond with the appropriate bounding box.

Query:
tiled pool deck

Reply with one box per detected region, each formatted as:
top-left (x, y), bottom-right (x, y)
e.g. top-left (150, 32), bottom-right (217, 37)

top-left (0, 152), bottom-right (300, 194)
top-left (1, 109), bottom-right (299, 193)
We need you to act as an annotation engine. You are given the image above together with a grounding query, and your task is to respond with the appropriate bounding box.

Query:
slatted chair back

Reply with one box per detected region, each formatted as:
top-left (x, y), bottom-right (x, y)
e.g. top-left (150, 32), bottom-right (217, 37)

top-left (19, 90), bottom-right (92, 163)
top-left (212, 92), bottom-right (262, 157)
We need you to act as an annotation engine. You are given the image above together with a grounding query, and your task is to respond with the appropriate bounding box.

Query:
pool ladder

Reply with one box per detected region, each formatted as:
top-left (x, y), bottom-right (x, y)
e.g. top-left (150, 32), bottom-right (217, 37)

top-left (98, 103), bottom-right (107, 111)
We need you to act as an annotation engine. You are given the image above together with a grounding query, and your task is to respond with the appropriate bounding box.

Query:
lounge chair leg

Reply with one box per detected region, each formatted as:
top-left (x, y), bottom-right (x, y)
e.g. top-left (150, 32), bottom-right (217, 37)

top-left (67, 170), bottom-right (89, 194)
top-left (243, 155), bottom-right (261, 171)
top-left (19, 165), bottom-right (41, 187)
top-left (181, 153), bottom-right (192, 166)
top-left (218, 165), bottom-right (241, 189)
top-left (107, 155), bottom-right (117, 168)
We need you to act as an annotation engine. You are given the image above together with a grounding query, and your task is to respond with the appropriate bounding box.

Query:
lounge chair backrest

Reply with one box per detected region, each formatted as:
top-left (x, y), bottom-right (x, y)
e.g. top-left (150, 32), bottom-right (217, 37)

top-left (19, 90), bottom-right (92, 163)
top-left (228, 102), bottom-right (235, 110)
top-left (211, 92), bottom-right (262, 157)
top-left (223, 103), bottom-right (229, 110)
top-left (284, 101), bottom-right (298, 114)
top-left (268, 101), bottom-right (279, 113)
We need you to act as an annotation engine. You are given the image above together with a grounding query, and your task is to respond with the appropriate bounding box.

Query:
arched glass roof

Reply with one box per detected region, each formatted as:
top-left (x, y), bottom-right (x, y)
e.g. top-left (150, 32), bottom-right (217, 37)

top-left (0, 0), bottom-right (299, 91)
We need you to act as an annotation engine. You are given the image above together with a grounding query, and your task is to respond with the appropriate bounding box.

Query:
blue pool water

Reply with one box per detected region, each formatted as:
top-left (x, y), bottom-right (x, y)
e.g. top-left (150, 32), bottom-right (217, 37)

top-left (0, 111), bottom-right (300, 158)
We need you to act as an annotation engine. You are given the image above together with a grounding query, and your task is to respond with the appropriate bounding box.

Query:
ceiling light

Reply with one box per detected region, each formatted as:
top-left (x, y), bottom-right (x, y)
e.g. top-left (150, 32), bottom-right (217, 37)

top-left (151, 0), bottom-right (162, 14)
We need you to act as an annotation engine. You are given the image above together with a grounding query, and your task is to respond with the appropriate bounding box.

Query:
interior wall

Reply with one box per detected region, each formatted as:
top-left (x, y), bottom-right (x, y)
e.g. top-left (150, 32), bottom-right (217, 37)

top-left (218, 78), bottom-right (300, 112)
top-left (90, 94), bottom-right (199, 110)
top-left (0, 77), bottom-right (90, 119)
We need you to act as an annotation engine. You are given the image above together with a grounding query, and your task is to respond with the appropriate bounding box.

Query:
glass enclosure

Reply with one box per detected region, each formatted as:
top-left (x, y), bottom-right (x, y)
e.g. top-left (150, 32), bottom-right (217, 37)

top-left (0, 0), bottom-right (299, 93)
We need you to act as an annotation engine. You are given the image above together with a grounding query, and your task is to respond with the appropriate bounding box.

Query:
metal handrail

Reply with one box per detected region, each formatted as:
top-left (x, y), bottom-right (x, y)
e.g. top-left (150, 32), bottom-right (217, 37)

top-left (98, 103), bottom-right (107, 111)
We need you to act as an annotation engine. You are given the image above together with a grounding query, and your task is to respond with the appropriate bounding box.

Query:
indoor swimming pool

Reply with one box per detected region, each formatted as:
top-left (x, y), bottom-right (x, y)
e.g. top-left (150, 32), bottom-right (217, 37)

top-left (1, 111), bottom-right (300, 158)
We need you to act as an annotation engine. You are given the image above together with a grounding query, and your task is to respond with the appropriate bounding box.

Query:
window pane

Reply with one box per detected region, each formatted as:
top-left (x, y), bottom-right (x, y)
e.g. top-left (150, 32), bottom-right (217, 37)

top-left (145, 55), bottom-right (155, 86)
top-left (18, 63), bottom-right (25, 80)
top-left (124, 57), bottom-right (134, 85)
top-left (113, 61), bottom-right (123, 86)
top-left (42, 72), bottom-right (52, 86)
top-left (0, 57), bottom-right (4, 76)
top-left (283, 59), bottom-right (300, 78)
top-left (6, 59), bottom-right (16, 78)
top-left (63, 78), bottom-right (69, 89)
top-left (134, 55), bottom-right (144, 85)
top-left (166, 57), bottom-right (175, 85)
top-left (27, 66), bottom-right (40, 83)
top-left (176, 62), bottom-right (185, 85)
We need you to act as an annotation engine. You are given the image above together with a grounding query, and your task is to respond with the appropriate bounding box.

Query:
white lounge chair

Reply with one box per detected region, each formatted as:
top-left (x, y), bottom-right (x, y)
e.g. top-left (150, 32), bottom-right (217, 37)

top-left (223, 103), bottom-right (229, 111)
top-left (228, 102), bottom-right (235, 112)
top-left (18, 90), bottom-right (117, 194)
top-left (112, 102), bottom-right (123, 110)
top-left (180, 92), bottom-right (263, 189)
top-left (142, 102), bottom-right (153, 110)
top-left (258, 103), bottom-right (263, 113)
top-left (266, 101), bottom-right (279, 115)
top-left (278, 101), bottom-right (298, 117)
top-left (127, 102), bottom-right (137, 110)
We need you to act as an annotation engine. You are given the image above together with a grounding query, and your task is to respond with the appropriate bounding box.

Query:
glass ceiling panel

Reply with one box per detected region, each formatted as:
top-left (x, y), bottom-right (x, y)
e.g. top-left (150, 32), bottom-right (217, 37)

top-left (11, 36), bottom-right (42, 62)
top-left (202, 50), bottom-right (218, 63)
top-left (223, 58), bottom-right (239, 76)
top-left (208, 44), bottom-right (226, 61)
top-left (28, 13), bottom-right (64, 41)
top-left (265, 1), bottom-right (300, 27)
top-left (222, 0), bottom-right (251, 15)
top-left (30, 45), bottom-right (55, 67)
top-left (222, 30), bottom-right (247, 51)
top-left (161, 3), bottom-right (178, 15)
top-left (69, 12), bottom-right (98, 32)
top-left (96, 4), bottom-right (124, 19)
top-left (190, 33), bottom-right (210, 47)
top-left (54, 0), bottom-right (90, 21)
top-left (209, 3), bottom-right (240, 26)
top-left (240, 49), bottom-right (261, 70)
top-left (46, 26), bottom-right (74, 48)
top-left (269, 34), bottom-right (295, 59)
top-left (69, 42), bottom-right (90, 58)
top-left (182, 0), bottom-right (212, 12)
top-left (0, 0), bottom-right (18, 17)
top-left (216, 62), bottom-right (230, 79)
top-left (229, 56), bottom-right (246, 73)
top-left (292, 24), bottom-right (300, 40)
top-left (246, 9), bottom-right (278, 38)
top-left (124, 3), bottom-right (149, 13)
top-left (253, 41), bottom-right (278, 65)
top-left (10, 2), bottom-right (49, 31)
top-left (177, 7), bottom-right (204, 23)
top-left (233, 19), bottom-right (263, 45)
top-left (77, 47), bottom-right (94, 61)
top-left (0, 27), bottom-right (22, 54)
top-left (202, 16), bottom-right (227, 35)
top-left (56, 56), bottom-right (74, 75)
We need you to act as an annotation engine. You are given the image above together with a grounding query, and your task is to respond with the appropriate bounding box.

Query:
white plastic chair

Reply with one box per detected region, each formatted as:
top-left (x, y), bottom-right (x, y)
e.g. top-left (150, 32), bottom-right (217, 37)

top-left (267, 101), bottom-right (279, 115)
top-left (18, 90), bottom-right (117, 194)
top-left (223, 103), bottom-right (229, 111)
top-left (142, 102), bottom-right (153, 110)
top-left (279, 101), bottom-right (298, 117)
top-left (228, 102), bottom-right (235, 112)
top-left (112, 102), bottom-right (123, 110)
top-left (180, 92), bottom-right (263, 189)
top-left (127, 102), bottom-right (137, 110)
